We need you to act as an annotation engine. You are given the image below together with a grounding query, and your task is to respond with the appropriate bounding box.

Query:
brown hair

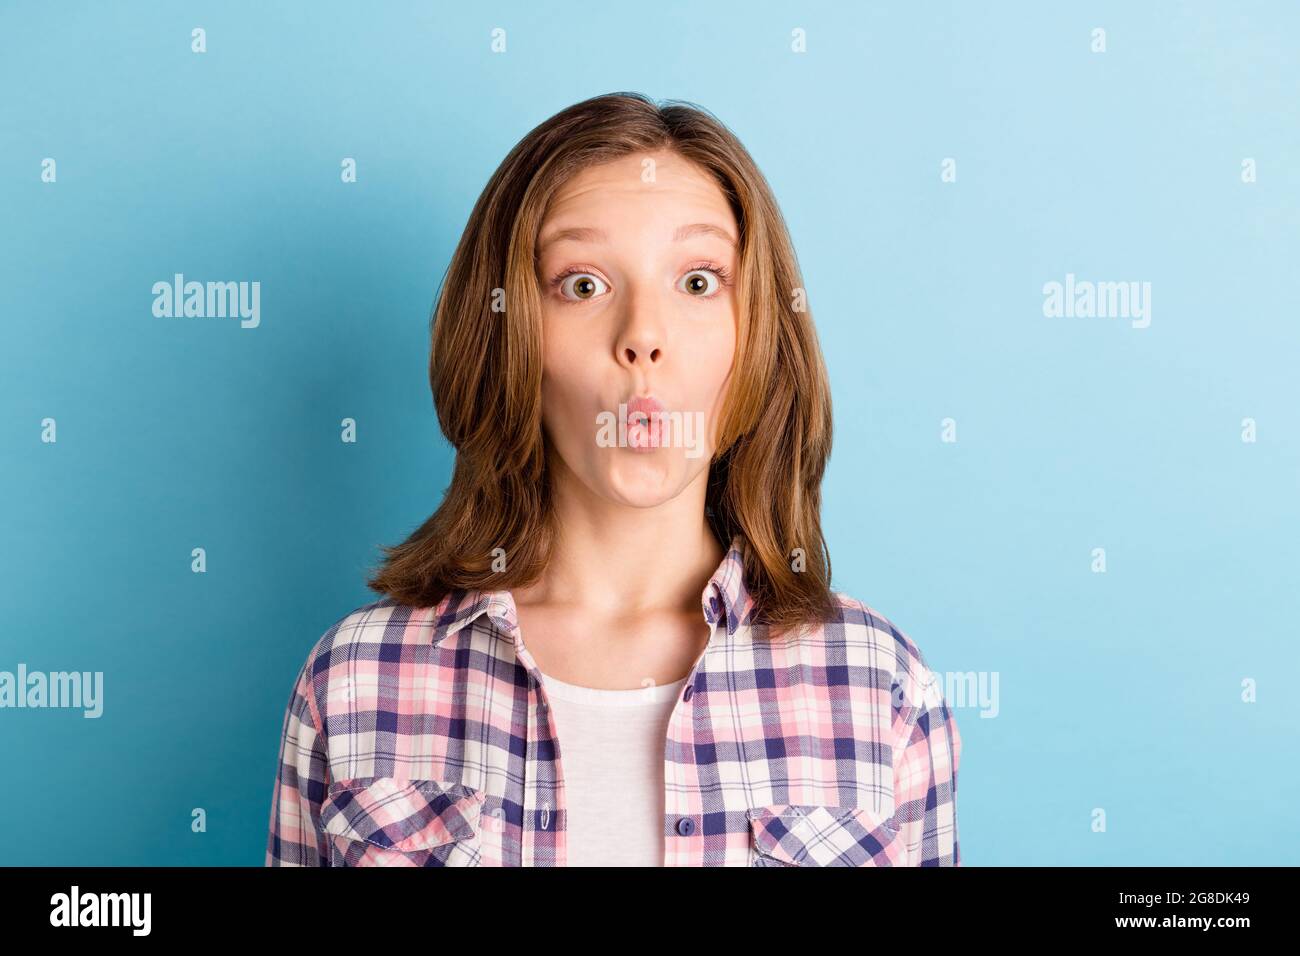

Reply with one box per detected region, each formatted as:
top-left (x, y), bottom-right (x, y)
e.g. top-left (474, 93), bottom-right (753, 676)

top-left (366, 91), bottom-right (839, 636)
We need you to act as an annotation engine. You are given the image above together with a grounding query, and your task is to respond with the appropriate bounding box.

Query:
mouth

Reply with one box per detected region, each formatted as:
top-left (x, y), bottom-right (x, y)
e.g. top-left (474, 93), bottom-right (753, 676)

top-left (621, 395), bottom-right (666, 450)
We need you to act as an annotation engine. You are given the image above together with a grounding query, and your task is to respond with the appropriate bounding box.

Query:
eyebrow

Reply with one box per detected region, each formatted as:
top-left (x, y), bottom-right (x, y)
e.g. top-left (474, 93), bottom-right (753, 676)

top-left (536, 221), bottom-right (737, 254)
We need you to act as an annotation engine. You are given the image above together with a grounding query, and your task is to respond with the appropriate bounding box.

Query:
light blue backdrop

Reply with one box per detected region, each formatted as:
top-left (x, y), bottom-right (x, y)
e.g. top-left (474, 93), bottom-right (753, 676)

top-left (2, 0), bottom-right (1296, 865)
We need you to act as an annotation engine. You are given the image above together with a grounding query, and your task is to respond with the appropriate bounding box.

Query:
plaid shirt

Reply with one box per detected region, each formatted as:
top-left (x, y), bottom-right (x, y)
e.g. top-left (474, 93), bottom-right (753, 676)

top-left (266, 533), bottom-right (963, 866)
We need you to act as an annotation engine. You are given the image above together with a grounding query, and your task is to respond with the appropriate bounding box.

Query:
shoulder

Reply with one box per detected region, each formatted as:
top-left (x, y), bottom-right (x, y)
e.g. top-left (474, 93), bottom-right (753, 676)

top-left (292, 597), bottom-right (433, 718)
top-left (829, 591), bottom-right (946, 718)
top-left (305, 596), bottom-right (424, 662)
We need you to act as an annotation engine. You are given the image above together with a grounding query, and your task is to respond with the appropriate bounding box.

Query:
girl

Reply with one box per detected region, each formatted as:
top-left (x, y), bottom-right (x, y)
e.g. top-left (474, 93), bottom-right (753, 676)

top-left (267, 92), bottom-right (962, 867)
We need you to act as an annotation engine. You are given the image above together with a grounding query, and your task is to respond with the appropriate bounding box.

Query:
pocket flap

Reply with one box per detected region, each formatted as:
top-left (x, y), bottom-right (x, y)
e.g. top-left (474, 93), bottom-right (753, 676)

top-left (747, 803), bottom-right (904, 866)
top-left (321, 776), bottom-right (485, 852)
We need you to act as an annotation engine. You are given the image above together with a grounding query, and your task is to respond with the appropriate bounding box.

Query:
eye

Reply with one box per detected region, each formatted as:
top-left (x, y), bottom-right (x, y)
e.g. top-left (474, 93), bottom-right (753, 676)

top-left (557, 272), bottom-right (609, 301)
top-left (677, 268), bottom-right (724, 297)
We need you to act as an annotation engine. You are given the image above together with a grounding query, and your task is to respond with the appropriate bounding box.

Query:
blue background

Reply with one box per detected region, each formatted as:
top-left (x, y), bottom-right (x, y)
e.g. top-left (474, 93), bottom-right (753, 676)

top-left (1, 0), bottom-right (1296, 865)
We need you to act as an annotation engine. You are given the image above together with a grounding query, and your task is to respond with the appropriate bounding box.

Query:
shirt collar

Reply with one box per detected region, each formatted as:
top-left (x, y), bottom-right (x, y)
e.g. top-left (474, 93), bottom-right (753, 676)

top-left (430, 532), bottom-right (753, 649)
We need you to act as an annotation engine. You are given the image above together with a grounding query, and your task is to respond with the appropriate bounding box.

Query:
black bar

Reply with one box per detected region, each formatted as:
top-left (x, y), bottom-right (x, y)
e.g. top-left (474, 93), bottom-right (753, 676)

top-left (0, 865), bottom-right (1279, 939)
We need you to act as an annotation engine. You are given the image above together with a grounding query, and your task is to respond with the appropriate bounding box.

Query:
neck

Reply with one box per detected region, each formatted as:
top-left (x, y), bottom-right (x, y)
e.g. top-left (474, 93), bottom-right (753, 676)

top-left (515, 467), bottom-right (725, 618)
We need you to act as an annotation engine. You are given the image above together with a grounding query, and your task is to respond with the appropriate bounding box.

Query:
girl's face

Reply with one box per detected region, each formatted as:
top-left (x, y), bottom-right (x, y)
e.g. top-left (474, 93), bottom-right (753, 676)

top-left (534, 149), bottom-right (739, 509)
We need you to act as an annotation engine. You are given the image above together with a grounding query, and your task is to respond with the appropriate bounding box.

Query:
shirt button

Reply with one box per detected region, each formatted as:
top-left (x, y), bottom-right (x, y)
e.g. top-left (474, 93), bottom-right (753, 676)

top-left (675, 817), bottom-right (695, 837)
top-left (682, 684), bottom-right (693, 701)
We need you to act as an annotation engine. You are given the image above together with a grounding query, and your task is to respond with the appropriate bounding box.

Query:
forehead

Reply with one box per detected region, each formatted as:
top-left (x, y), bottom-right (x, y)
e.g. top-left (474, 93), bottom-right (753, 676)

top-left (541, 150), bottom-right (735, 229)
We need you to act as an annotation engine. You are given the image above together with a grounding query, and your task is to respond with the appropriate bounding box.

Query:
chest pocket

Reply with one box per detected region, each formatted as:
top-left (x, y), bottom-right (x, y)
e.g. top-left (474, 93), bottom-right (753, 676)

top-left (321, 776), bottom-right (486, 867)
top-left (747, 803), bottom-right (907, 866)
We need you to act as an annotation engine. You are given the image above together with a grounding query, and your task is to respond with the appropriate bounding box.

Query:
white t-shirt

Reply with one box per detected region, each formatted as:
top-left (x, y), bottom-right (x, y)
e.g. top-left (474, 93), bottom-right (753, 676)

top-left (536, 669), bottom-right (688, 867)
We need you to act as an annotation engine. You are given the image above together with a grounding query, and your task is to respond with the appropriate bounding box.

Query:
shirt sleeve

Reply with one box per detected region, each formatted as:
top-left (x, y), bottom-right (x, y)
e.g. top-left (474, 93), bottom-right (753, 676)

top-left (265, 655), bottom-right (332, 866)
top-left (892, 659), bottom-right (963, 866)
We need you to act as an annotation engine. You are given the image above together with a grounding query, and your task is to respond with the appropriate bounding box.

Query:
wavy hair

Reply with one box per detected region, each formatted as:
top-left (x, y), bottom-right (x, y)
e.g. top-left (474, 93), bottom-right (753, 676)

top-left (366, 91), bottom-right (838, 636)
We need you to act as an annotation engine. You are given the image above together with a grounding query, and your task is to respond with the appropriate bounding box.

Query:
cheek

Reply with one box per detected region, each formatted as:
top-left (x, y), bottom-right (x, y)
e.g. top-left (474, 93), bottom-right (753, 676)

top-left (677, 311), bottom-right (736, 451)
top-left (692, 305), bottom-right (737, 395)
top-left (539, 319), bottom-right (597, 434)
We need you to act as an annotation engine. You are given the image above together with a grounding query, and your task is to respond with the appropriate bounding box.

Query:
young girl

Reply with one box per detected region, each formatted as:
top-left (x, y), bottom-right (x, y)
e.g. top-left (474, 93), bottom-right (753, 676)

top-left (266, 91), bottom-right (962, 867)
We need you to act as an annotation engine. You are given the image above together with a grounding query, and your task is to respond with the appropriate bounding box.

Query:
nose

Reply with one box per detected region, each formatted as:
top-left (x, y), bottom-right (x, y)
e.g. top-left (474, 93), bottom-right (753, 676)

top-left (619, 338), bottom-right (661, 366)
top-left (615, 286), bottom-right (665, 368)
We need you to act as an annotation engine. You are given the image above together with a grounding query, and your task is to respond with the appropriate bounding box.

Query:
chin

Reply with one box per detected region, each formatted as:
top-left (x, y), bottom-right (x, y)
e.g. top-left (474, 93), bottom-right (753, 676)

top-left (601, 461), bottom-right (682, 507)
